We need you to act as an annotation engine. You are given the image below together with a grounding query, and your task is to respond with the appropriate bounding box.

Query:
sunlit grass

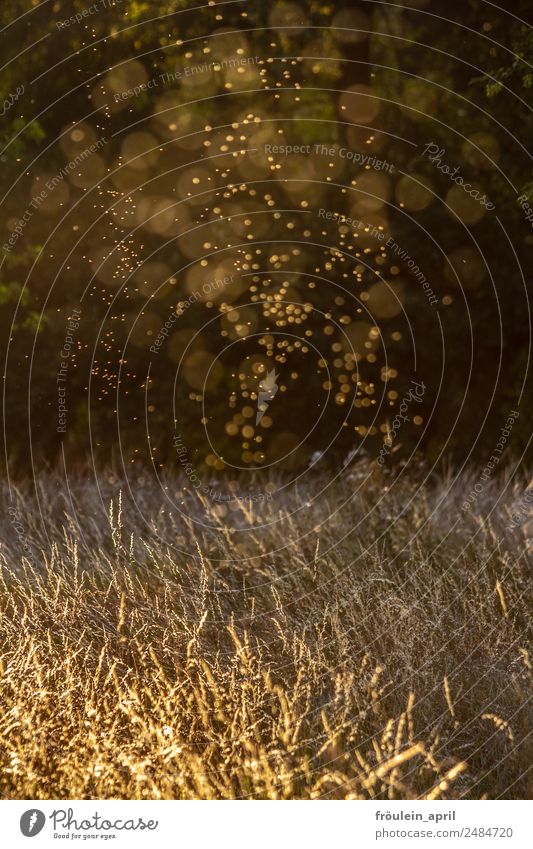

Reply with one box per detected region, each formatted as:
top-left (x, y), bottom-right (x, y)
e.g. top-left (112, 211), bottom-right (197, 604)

top-left (0, 466), bottom-right (531, 799)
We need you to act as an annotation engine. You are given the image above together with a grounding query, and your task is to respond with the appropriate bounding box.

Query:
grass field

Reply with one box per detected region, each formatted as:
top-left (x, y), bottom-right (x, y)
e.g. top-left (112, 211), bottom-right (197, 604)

top-left (0, 464), bottom-right (531, 799)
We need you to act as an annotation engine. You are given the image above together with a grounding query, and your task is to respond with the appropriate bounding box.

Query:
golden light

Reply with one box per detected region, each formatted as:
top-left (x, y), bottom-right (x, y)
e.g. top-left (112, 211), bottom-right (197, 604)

top-left (183, 351), bottom-right (223, 390)
top-left (121, 132), bottom-right (159, 170)
top-left (365, 281), bottom-right (405, 319)
top-left (445, 185), bottom-right (488, 225)
top-left (462, 132), bottom-right (501, 170)
top-left (339, 85), bottom-right (381, 124)
top-left (395, 173), bottom-right (434, 211)
top-left (268, 2), bottom-right (308, 36)
top-left (352, 171), bottom-right (392, 214)
top-left (332, 8), bottom-right (369, 43)
top-left (128, 311), bottom-right (162, 348)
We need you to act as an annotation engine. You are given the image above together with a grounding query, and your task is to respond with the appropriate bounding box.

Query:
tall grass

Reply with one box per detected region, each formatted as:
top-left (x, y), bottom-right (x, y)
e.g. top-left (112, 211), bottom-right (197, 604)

top-left (0, 464), bottom-right (531, 799)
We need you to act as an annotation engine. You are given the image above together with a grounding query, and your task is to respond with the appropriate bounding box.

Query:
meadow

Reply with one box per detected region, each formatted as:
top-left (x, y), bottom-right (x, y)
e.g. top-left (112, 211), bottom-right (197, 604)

top-left (0, 464), bottom-right (531, 800)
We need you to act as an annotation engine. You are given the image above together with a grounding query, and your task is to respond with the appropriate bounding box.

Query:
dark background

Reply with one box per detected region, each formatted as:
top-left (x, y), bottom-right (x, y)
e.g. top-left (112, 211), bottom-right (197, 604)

top-left (1, 0), bottom-right (532, 478)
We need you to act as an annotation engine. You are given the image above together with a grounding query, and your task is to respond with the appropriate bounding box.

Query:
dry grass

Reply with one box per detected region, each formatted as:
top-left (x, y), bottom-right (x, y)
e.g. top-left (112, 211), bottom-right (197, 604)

top-left (0, 464), bottom-right (531, 799)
